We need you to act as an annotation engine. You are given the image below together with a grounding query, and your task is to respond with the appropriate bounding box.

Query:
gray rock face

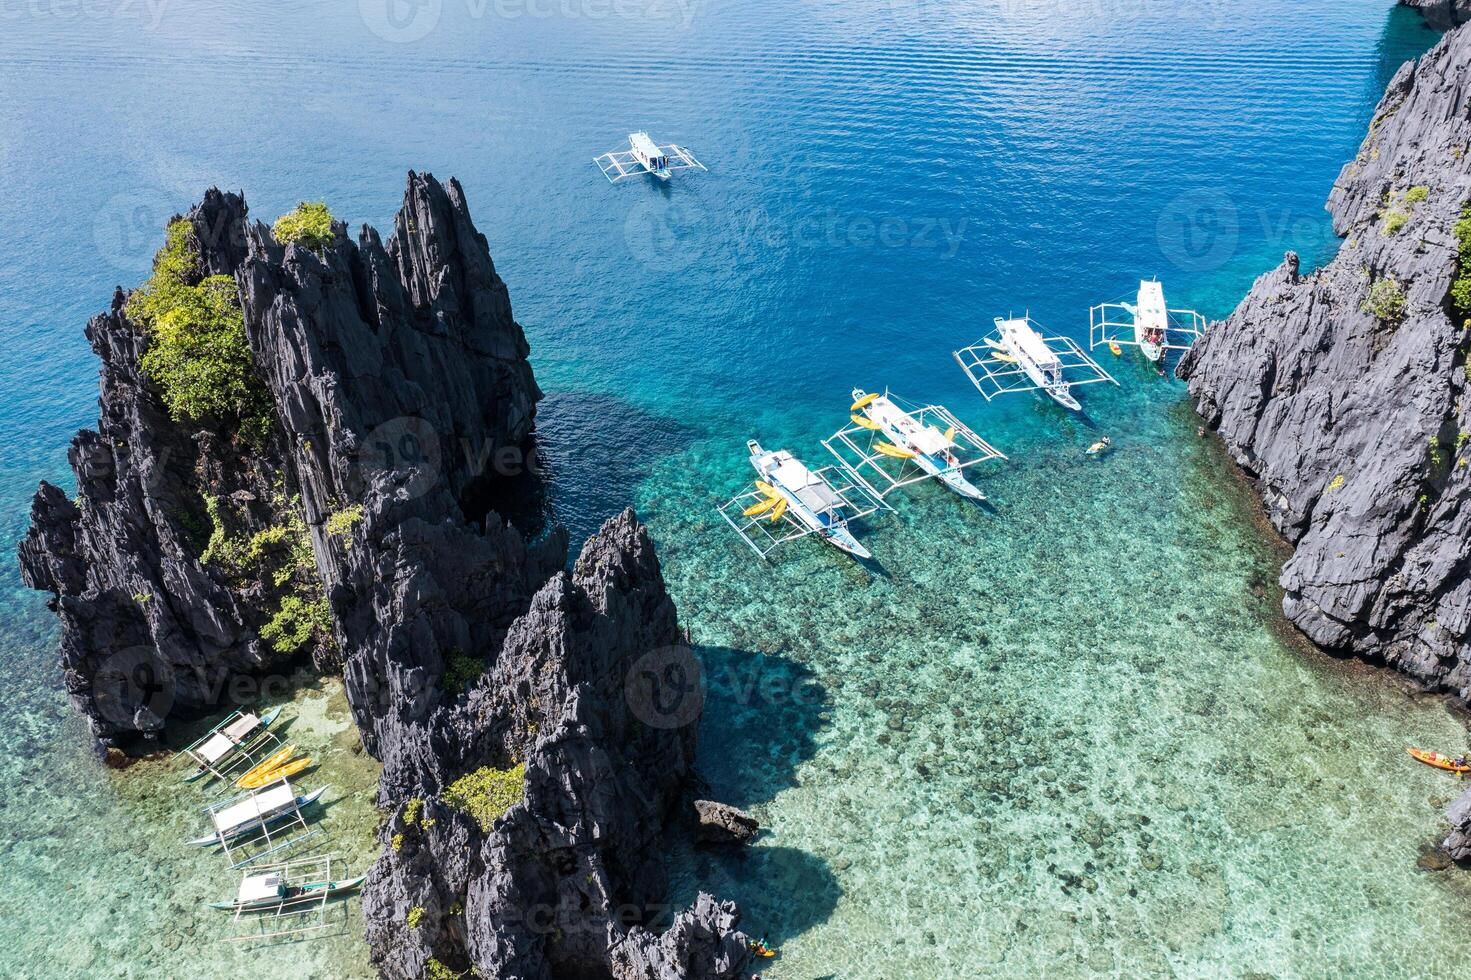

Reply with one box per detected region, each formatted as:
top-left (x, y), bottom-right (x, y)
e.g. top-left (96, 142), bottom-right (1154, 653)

top-left (17, 191), bottom-right (308, 748)
top-left (1179, 16), bottom-right (1471, 699)
top-left (361, 510), bottom-right (751, 979)
top-left (1405, 0), bottom-right (1471, 29)
top-left (1445, 785), bottom-right (1471, 859)
top-left (693, 800), bottom-right (759, 845)
top-left (19, 174), bottom-right (749, 978)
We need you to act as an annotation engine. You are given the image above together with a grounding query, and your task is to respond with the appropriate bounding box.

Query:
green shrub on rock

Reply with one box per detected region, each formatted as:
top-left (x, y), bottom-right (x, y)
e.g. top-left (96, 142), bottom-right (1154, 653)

top-left (260, 594), bottom-right (332, 654)
top-left (443, 763), bottom-right (526, 831)
top-left (1451, 206), bottom-right (1471, 323)
top-left (273, 202), bottom-right (335, 251)
top-left (1360, 277), bottom-right (1406, 323)
top-left (128, 220), bottom-right (272, 443)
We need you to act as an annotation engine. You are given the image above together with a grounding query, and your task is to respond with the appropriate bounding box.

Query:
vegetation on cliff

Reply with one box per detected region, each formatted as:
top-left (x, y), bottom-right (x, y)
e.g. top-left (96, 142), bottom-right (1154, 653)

top-left (443, 763), bottom-right (525, 831)
top-left (201, 491), bottom-right (333, 656)
top-left (128, 219), bottom-right (273, 444)
top-left (1451, 204), bottom-right (1471, 324)
top-left (273, 201), bottom-right (335, 251)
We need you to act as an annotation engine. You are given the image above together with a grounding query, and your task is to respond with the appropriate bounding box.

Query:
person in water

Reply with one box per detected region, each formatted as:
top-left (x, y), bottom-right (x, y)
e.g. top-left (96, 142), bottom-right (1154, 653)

top-left (1087, 436), bottom-right (1112, 455)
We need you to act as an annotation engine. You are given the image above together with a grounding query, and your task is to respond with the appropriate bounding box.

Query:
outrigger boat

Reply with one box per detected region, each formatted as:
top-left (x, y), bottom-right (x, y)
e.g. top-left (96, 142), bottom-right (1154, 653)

top-left (187, 782), bottom-right (327, 847)
top-left (1089, 279), bottom-right (1206, 363)
top-left (179, 706), bottom-right (285, 784)
top-left (191, 777), bottom-right (327, 868)
top-left (718, 440), bottom-right (885, 561)
top-left (210, 867), bottom-right (365, 913)
top-left (953, 315), bottom-right (1116, 412)
top-left (594, 132), bottom-right (706, 183)
top-left (824, 389), bottom-right (1005, 502)
top-left (212, 854), bottom-right (361, 942)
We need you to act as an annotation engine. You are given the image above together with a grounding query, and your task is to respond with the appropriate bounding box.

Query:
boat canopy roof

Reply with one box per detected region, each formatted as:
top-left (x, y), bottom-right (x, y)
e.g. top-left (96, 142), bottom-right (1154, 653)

top-left (1136, 280), bottom-right (1167, 329)
top-left (908, 425), bottom-right (953, 455)
top-left (630, 132), bottom-right (661, 158)
top-left (196, 732), bottom-right (237, 763)
top-left (239, 871), bottom-right (286, 903)
top-left (1000, 319), bottom-right (1060, 369)
top-left (222, 712), bottom-right (259, 739)
top-left (213, 782), bottom-right (295, 834)
top-left (771, 458), bottom-right (843, 512)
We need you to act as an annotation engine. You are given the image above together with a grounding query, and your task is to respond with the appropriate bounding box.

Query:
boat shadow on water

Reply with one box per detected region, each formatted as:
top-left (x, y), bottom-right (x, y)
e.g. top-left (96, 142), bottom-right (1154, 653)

top-left (665, 645), bottom-right (842, 945)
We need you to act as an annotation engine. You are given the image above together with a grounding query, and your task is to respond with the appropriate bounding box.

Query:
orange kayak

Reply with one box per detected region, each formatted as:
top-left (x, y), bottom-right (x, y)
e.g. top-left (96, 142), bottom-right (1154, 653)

top-left (1408, 748), bottom-right (1471, 774)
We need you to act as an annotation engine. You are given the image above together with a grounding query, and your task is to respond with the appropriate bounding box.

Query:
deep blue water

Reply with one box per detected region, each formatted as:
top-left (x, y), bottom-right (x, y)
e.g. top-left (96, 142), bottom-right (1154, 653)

top-left (3, 2), bottom-right (1465, 976)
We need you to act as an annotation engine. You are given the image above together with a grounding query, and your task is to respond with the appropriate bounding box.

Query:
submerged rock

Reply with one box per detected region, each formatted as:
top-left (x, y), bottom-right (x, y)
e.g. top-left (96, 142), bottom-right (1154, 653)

top-left (693, 800), bottom-right (760, 845)
top-left (1179, 11), bottom-right (1471, 699)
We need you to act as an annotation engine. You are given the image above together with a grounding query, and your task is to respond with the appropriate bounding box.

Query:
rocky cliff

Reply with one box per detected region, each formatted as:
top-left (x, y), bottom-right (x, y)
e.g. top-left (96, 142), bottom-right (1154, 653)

top-left (1179, 12), bottom-right (1471, 702)
top-left (19, 174), bottom-right (749, 978)
top-left (1406, 0), bottom-right (1471, 29)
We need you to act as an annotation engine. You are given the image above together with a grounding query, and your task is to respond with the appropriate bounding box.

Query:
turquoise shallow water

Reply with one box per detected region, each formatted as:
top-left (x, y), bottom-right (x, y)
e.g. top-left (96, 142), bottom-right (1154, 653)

top-left (2, 0), bottom-right (1468, 976)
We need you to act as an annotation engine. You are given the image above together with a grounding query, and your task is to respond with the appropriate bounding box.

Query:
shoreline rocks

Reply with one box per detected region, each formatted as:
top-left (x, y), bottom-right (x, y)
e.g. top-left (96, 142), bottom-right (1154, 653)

top-left (1445, 786), bottom-right (1471, 860)
top-left (1179, 8), bottom-right (1471, 702)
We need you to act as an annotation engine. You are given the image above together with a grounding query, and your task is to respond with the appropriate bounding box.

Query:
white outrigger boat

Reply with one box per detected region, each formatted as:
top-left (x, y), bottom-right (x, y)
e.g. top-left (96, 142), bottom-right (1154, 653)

top-left (179, 705), bottom-right (285, 784)
top-left (953, 315), bottom-right (1116, 411)
top-left (190, 777), bottom-right (327, 868)
top-left (594, 132), bottom-right (706, 183)
top-left (824, 389), bottom-right (1006, 502)
top-left (1089, 279), bottom-right (1205, 363)
top-left (718, 440), bottom-right (885, 561)
top-left (211, 854), bottom-right (362, 942)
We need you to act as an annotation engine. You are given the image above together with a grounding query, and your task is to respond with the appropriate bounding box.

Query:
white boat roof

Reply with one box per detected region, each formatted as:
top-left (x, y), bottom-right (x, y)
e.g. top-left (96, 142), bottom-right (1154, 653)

top-left (630, 132), bottom-right (660, 158)
top-left (222, 712), bottom-right (259, 739)
top-left (869, 396), bottom-right (952, 455)
top-left (196, 731), bottom-right (237, 764)
top-left (999, 318), bottom-right (1059, 369)
top-left (238, 871), bottom-right (285, 903)
top-left (213, 782), bottom-right (295, 834)
top-left (1136, 280), bottom-right (1167, 330)
top-left (770, 457), bottom-right (843, 512)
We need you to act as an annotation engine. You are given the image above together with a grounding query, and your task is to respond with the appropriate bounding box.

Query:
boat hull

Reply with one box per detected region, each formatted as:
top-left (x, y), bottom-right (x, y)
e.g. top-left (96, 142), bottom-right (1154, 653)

top-left (186, 786), bottom-right (328, 847)
top-left (1408, 747), bottom-right (1470, 773)
top-left (181, 705), bottom-right (285, 783)
top-left (1043, 386), bottom-right (1082, 412)
top-left (208, 875), bottom-right (366, 913)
